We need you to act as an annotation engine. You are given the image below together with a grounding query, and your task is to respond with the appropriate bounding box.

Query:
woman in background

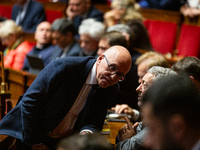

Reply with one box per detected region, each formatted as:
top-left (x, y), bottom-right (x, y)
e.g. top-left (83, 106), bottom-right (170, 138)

top-left (0, 20), bottom-right (33, 70)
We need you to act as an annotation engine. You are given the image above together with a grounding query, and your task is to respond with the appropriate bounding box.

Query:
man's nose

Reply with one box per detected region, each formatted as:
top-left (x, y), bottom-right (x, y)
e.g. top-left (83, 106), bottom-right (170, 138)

top-left (136, 84), bottom-right (142, 93)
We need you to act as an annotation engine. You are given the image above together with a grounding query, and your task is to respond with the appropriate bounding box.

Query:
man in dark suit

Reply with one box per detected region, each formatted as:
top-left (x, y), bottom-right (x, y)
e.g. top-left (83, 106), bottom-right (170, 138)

top-left (51, 18), bottom-right (82, 61)
top-left (0, 46), bottom-right (132, 150)
top-left (23, 21), bottom-right (55, 75)
top-left (66, 0), bottom-right (104, 38)
top-left (12, 0), bottom-right (46, 33)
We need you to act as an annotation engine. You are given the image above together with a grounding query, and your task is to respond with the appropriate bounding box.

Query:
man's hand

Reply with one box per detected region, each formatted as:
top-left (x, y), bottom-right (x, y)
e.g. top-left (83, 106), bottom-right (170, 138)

top-left (66, 6), bottom-right (76, 20)
top-left (118, 117), bottom-right (139, 141)
top-left (112, 104), bottom-right (135, 117)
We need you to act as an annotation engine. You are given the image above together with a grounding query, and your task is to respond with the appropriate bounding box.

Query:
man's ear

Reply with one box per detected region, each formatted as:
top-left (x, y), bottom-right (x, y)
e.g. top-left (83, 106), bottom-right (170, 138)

top-left (189, 76), bottom-right (195, 83)
top-left (168, 114), bottom-right (187, 140)
top-left (96, 54), bottom-right (103, 66)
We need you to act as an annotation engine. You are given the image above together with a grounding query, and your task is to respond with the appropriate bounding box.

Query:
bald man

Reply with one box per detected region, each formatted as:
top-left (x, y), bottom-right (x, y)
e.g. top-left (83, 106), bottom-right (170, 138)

top-left (23, 21), bottom-right (56, 74)
top-left (0, 46), bottom-right (132, 150)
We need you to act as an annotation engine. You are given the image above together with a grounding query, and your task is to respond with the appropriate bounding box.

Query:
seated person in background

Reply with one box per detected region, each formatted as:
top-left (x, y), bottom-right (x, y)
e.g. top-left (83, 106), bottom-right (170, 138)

top-left (112, 51), bottom-right (169, 121)
top-left (142, 75), bottom-right (200, 150)
top-left (138, 0), bottom-right (182, 11)
top-left (0, 20), bottom-right (33, 70)
top-left (12, 0), bottom-right (46, 33)
top-left (180, 0), bottom-right (200, 18)
top-left (66, 0), bottom-right (104, 36)
top-left (97, 31), bottom-right (128, 56)
top-left (171, 56), bottom-right (200, 91)
top-left (57, 133), bottom-right (113, 150)
top-left (78, 18), bottom-right (105, 57)
top-left (0, 46), bottom-right (132, 150)
top-left (51, 18), bottom-right (81, 61)
top-left (104, 0), bottom-right (142, 28)
top-left (115, 66), bottom-right (176, 150)
top-left (127, 19), bottom-right (154, 52)
top-left (23, 21), bottom-right (55, 73)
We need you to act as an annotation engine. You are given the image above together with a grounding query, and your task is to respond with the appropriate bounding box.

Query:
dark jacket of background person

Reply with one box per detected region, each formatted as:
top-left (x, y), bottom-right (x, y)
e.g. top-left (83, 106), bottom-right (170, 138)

top-left (139, 0), bottom-right (182, 11)
top-left (50, 41), bottom-right (81, 61)
top-left (12, 0), bottom-right (46, 33)
top-left (23, 44), bottom-right (56, 72)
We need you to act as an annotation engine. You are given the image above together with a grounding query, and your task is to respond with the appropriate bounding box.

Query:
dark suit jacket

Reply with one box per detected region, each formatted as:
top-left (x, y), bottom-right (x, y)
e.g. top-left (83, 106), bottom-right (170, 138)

top-left (23, 44), bottom-right (55, 72)
top-left (139, 0), bottom-right (182, 11)
top-left (0, 56), bottom-right (118, 147)
top-left (12, 0), bottom-right (46, 33)
top-left (51, 41), bottom-right (82, 61)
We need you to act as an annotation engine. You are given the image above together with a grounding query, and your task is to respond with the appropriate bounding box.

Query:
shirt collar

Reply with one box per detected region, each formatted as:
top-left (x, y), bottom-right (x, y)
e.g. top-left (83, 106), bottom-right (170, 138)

top-left (86, 62), bottom-right (98, 85)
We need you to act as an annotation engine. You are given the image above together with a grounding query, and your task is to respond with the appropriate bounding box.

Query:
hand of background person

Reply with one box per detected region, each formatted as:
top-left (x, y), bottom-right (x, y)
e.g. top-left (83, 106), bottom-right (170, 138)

top-left (66, 5), bottom-right (76, 20)
top-left (180, 4), bottom-right (200, 18)
top-left (118, 117), bottom-right (139, 141)
top-left (111, 104), bottom-right (134, 115)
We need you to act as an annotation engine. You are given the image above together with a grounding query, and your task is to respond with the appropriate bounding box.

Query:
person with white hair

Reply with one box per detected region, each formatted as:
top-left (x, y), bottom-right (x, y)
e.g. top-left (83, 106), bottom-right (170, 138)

top-left (78, 18), bottom-right (105, 56)
top-left (0, 19), bottom-right (33, 70)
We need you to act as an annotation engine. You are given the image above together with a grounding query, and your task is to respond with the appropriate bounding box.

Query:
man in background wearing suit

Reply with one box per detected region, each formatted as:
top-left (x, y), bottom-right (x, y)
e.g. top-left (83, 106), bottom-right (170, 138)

top-left (51, 18), bottom-right (81, 60)
top-left (0, 45), bottom-right (132, 150)
top-left (12, 0), bottom-right (46, 33)
top-left (66, 0), bottom-right (104, 38)
top-left (23, 21), bottom-right (56, 74)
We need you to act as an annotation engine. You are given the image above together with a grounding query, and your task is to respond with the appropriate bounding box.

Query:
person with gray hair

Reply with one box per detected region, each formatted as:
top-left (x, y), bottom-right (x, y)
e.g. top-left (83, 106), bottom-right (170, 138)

top-left (115, 66), bottom-right (177, 150)
top-left (50, 18), bottom-right (82, 61)
top-left (78, 18), bottom-right (105, 56)
top-left (106, 24), bottom-right (131, 43)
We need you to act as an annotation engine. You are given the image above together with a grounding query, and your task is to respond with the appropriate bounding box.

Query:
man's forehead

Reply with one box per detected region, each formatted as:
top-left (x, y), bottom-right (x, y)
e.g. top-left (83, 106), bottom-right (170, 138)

top-left (142, 72), bottom-right (154, 83)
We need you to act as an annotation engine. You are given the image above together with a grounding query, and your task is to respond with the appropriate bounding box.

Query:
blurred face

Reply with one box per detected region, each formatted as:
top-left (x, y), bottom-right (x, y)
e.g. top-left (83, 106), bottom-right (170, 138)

top-left (68, 0), bottom-right (87, 15)
top-left (80, 34), bottom-right (99, 55)
top-left (97, 39), bottom-right (110, 55)
top-left (15, 0), bottom-right (27, 5)
top-left (137, 61), bottom-right (148, 84)
top-left (35, 22), bottom-right (52, 46)
top-left (96, 54), bottom-right (130, 88)
top-left (52, 31), bottom-right (70, 48)
top-left (143, 104), bottom-right (180, 150)
top-left (1, 34), bottom-right (16, 49)
top-left (136, 72), bottom-right (154, 107)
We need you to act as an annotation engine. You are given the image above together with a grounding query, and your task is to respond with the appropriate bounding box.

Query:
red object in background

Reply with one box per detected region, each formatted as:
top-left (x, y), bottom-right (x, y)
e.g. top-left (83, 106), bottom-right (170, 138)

top-left (45, 10), bottom-right (63, 23)
top-left (147, 20), bottom-right (177, 55)
top-left (0, 5), bottom-right (12, 19)
top-left (176, 24), bottom-right (200, 58)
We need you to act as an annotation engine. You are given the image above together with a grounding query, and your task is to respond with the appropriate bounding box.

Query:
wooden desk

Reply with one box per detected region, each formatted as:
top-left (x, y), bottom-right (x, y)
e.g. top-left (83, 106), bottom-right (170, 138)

top-left (101, 118), bottom-right (130, 146)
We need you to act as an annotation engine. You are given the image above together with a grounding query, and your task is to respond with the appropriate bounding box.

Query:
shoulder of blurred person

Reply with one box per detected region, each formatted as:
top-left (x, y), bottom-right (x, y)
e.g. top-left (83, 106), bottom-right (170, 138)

top-left (139, 0), bottom-right (183, 11)
top-left (57, 133), bottom-right (113, 150)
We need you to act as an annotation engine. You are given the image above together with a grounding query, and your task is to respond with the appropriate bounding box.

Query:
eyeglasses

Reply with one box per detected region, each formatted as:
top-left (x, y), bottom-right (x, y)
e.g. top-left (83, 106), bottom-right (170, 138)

top-left (104, 55), bottom-right (125, 82)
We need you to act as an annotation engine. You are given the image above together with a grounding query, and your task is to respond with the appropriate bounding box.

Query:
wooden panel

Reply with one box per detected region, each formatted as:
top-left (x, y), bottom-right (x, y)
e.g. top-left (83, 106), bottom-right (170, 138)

top-left (0, 66), bottom-right (36, 100)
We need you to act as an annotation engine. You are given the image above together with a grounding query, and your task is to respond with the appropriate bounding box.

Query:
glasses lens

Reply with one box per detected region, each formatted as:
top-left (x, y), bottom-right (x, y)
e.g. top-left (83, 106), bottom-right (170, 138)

top-left (108, 65), bottom-right (117, 73)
